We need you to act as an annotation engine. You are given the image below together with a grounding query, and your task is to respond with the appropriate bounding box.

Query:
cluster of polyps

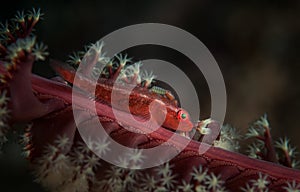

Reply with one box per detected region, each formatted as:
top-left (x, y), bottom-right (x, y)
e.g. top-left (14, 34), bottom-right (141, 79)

top-left (1, 8), bottom-right (300, 192)
top-left (67, 41), bottom-right (160, 91)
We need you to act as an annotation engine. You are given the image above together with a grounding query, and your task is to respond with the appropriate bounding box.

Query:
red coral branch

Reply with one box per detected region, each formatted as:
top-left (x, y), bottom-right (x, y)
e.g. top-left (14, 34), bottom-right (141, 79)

top-left (27, 69), bottom-right (300, 191)
top-left (1, 8), bottom-right (299, 191)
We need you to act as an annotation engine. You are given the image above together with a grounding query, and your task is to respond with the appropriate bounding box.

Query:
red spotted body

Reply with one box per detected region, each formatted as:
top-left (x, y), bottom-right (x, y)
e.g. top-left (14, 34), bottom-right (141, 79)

top-left (50, 60), bottom-right (194, 132)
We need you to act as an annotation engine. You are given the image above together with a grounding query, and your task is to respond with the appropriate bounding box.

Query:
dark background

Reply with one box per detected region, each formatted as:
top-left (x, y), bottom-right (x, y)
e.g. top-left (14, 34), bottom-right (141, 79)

top-left (0, 1), bottom-right (299, 191)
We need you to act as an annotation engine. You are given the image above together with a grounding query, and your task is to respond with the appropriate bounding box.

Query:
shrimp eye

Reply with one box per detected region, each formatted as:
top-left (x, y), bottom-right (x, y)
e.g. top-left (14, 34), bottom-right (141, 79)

top-left (177, 110), bottom-right (187, 120)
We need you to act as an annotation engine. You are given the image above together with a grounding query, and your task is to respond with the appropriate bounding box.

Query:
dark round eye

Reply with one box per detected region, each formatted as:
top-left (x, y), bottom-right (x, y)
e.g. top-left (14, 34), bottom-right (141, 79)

top-left (177, 110), bottom-right (187, 120)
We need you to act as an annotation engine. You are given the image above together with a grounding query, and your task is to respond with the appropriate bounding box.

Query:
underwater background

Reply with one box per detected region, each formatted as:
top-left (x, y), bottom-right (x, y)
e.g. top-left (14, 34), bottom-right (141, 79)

top-left (0, 0), bottom-right (299, 191)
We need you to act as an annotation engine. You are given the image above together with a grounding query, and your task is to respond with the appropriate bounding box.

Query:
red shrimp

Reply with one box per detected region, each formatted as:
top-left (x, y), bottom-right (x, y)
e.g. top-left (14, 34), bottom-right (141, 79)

top-left (50, 60), bottom-right (194, 132)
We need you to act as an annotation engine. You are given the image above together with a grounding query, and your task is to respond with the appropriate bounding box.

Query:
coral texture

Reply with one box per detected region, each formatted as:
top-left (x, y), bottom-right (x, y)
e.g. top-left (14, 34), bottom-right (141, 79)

top-left (1, 8), bottom-right (300, 192)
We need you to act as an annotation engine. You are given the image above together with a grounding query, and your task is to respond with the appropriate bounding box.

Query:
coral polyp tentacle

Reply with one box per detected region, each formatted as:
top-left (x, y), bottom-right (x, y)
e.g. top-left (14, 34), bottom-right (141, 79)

top-left (112, 54), bottom-right (131, 81)
top-left (141, 70), bottom-right (156, 88)
top-left (89, 41), bottom-right (104, 54)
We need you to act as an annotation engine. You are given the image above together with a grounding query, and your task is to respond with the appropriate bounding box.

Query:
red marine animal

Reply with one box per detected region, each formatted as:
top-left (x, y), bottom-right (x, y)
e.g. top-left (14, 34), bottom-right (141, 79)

top-left (50, 46), bottom-right (194, 133)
